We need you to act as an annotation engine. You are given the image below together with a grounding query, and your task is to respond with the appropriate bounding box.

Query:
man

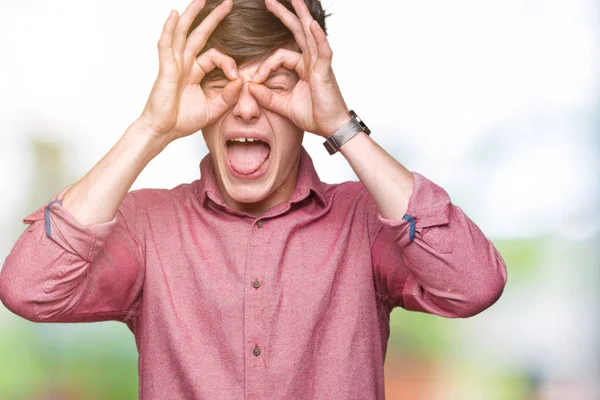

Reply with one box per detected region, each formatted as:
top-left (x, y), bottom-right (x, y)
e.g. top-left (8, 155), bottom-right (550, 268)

top-left (0, 0), bottom-right (507, 398)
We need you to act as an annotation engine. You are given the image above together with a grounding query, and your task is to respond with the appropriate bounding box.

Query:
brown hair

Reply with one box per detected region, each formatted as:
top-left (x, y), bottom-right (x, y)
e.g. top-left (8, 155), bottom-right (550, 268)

top-left (187, 0), bottom-right (329, 81)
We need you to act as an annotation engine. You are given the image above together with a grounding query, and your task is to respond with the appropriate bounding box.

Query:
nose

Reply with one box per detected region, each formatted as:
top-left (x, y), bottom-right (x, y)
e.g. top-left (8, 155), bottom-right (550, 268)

top-left (232, 81), bottom-right (261, 122)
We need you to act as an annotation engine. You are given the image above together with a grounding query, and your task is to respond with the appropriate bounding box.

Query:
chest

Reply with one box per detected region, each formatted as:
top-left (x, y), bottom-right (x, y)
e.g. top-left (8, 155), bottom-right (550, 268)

top-left (140, 206), bottom-right (376, 322)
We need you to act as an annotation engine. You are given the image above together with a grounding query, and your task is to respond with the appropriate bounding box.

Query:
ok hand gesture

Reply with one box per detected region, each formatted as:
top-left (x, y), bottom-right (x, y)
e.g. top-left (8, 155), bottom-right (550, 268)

top-left (140, 0), bottom-right (243, 142)
top-left (249, 0), bottom-right (351, 138)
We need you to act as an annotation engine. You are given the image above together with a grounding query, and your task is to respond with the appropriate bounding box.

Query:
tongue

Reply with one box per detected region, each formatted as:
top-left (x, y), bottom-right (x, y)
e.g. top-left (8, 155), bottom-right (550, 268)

top-left (227, 141), bottom-right (270, 175)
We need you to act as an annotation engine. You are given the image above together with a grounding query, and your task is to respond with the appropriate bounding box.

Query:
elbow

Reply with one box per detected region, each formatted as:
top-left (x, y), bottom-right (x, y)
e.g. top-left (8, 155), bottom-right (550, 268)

top-left (0, 263), bottom-right (87, 323)
top-left (416, 273), bottom-right (507, 319)
top-left (0, 271), bottom-right (43, 322)
top-left (454, 279), bottom-right (506, 318)
top-left (0, 250), bottom-right (60, 323)
top-left (452, 257), bottom-right (508, 318)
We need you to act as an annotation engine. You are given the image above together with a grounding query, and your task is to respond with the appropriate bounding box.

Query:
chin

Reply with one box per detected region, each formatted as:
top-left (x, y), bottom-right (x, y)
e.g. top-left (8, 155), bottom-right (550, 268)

top-left (218, 164), bottom-right (276, 203)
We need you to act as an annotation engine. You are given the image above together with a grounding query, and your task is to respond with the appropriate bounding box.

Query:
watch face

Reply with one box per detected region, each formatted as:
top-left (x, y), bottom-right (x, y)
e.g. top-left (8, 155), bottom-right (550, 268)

top-left (349, 110), bottom-right (371, 135)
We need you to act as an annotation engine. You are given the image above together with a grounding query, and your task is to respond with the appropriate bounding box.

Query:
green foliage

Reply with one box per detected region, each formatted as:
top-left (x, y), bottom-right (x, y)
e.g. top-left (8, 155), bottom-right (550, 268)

top-left (389, 307), bottom-right (454, 357)
top-left (492, 237), bottom-right (547, 281)
top-left (0, 318), bottom-right (138, 400)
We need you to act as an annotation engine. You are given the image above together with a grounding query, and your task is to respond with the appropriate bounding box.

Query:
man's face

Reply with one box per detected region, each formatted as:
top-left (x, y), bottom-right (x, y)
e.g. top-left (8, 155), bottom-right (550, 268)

top-left (200, 56), bottom-right (304, 217)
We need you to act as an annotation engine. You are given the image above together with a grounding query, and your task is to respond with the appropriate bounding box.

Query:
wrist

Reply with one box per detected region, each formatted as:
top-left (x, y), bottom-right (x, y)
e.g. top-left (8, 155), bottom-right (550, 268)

top-left (127, 119), bottom-right (171, 159)
top-left (323, 116), bottom-right (352, 138)
top-left (322, 110), bottom-right (371, 155)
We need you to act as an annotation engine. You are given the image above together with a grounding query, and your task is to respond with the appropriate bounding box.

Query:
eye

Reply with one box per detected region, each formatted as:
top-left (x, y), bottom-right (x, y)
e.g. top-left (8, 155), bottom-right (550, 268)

top-left (201, 79), bottom-right (228, 91)
top-left (266, 85), bottom-right (289, 92)
top-left (264, 74), bottom-right (296, 92)
top-left (207, 81), bottom-right (227, 89)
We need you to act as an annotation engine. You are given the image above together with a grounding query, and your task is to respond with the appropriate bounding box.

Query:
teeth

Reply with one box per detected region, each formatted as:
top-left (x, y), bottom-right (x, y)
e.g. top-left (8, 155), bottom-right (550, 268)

top-left (229, 137), bottom-right (262, 143)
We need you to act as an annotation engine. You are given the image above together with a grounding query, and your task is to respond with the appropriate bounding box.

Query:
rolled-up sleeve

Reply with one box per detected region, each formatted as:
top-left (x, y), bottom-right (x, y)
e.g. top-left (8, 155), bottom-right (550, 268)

top-left (366, 172), bottom-right (507, 318)
top-left (0, 187), bottom-right (144, 324)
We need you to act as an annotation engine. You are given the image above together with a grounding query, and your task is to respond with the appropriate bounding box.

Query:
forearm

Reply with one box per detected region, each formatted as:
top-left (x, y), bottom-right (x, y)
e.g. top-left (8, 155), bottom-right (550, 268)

top-left (62, 119), bottom-right (169, 225)
top-left (399, 205), bottom-right (507, 317)
top-left (360, 163), bottom-right (508, 317)
top-left (339, 131), bottom-right (414, 220)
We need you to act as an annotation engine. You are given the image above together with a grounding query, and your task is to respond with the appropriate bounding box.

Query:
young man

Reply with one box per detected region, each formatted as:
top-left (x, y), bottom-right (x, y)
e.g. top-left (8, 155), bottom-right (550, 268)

top-left (0, 0), bottom-right (507, 398)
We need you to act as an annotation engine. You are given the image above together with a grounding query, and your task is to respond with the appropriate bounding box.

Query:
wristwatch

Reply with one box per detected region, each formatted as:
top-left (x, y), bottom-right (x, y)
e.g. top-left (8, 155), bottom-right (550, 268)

top-left (323, 110), bottom-right (371, 155)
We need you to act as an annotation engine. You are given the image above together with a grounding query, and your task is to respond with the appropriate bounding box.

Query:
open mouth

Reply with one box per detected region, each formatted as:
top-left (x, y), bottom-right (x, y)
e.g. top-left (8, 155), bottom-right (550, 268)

top-left (225, 138), bottom-right (271, 178)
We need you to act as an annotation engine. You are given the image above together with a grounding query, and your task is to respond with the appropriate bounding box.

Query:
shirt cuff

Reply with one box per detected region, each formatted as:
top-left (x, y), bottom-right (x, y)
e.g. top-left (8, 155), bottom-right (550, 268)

top-left (23, 186), bottom-right (120, 263)
top-left (375, 171), bottom-right (451, 248)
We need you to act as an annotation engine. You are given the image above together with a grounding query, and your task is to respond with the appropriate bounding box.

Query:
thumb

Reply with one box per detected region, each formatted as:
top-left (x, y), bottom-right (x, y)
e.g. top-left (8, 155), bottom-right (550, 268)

top-left (248, 83), bottom-right (289, 117)
top-left (208, 78), bottom-right (243, 117)
top-left (221, 78), bottom-right (243, 106)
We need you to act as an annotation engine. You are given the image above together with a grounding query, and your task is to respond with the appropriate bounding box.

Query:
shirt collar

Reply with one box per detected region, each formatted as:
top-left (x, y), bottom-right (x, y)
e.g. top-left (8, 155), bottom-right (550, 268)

top-left (196, 146), bottom-right (327, 210)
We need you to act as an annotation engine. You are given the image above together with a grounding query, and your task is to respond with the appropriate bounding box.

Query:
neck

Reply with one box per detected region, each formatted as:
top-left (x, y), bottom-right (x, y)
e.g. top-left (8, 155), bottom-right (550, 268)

top-left (218, 153), bottom-right (301, 218)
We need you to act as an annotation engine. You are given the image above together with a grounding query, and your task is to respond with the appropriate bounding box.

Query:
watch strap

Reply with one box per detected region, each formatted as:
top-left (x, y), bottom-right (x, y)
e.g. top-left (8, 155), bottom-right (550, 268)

top-left (323, 110), bottom-right (371, 155)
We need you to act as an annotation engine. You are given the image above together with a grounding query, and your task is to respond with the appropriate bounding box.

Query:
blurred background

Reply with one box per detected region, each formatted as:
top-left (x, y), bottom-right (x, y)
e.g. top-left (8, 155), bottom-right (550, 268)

top-left (1, 0), bottom-right (598, 399)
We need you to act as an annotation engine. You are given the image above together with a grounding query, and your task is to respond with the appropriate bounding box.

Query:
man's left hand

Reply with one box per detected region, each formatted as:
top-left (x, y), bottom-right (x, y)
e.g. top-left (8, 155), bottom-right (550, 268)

top-left (249, 0), bottom-right (350, 138)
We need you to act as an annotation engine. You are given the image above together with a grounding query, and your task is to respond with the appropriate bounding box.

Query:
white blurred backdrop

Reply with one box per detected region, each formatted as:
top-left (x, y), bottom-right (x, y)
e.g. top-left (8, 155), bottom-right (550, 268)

top-left (1, 1), bottom-right (598, 399)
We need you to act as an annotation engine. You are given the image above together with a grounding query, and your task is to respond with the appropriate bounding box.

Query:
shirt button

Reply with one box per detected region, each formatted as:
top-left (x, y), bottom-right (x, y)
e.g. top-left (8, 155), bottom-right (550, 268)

top-left (252, 279), bottom-right (261, 289)
top-left (253, 347), bottom-right (261, 356)
top-left (256, 220), bottom-right (264, 228)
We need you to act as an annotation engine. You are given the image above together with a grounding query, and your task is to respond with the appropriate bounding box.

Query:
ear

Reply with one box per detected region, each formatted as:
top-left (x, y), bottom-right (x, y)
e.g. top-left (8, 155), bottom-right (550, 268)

top-left (282, 41), bottom-right (302, 53)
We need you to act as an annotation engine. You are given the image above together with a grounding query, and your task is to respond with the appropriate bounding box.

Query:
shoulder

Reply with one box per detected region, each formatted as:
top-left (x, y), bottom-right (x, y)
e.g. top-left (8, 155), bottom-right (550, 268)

top-left (323, 180), bottom-right (368, 199)
top-left (125, 181), bottom-right (200, 213)
top-left (321, 180), bottom-right (371, 210)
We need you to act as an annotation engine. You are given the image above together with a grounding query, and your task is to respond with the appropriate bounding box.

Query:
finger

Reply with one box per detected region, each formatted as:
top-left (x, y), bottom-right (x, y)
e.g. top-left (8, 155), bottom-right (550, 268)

top-left (310, 20), bottom-right (333, 76)
top-left (184, 0), bottom-right (233, 60)
top-left (192, 48), bottom-right (239, 84)
top-left (290, 0), bottom-right (319, 61)
top-left (248, 83), bottom-right (290, 117)
top-left (252, 49), bottom-right (303, 83)
top-left (157, 10), bottom-right (179, 72)
top-left (265, 0), bottom-right (309, 55)
top-left (172, 0), bottom-right (207, 55)
top-left (208, 78), bottom-right (243, 117)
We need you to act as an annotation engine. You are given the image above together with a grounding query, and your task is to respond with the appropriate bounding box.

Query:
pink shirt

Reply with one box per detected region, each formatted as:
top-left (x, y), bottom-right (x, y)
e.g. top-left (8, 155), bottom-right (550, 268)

top-left (0, 146), bottom-right (507, 399)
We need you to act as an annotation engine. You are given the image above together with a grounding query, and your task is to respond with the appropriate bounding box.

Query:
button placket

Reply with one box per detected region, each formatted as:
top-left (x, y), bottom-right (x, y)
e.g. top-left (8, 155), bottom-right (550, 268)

top-left (246, 216), bottom-right (267, 394)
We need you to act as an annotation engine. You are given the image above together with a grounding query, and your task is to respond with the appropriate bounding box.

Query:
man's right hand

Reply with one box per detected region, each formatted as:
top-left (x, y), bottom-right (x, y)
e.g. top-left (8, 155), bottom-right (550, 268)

top-left (140, 0), bottom-right (242, 142)
top-left (60, 0), bottom-right (242, 226)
